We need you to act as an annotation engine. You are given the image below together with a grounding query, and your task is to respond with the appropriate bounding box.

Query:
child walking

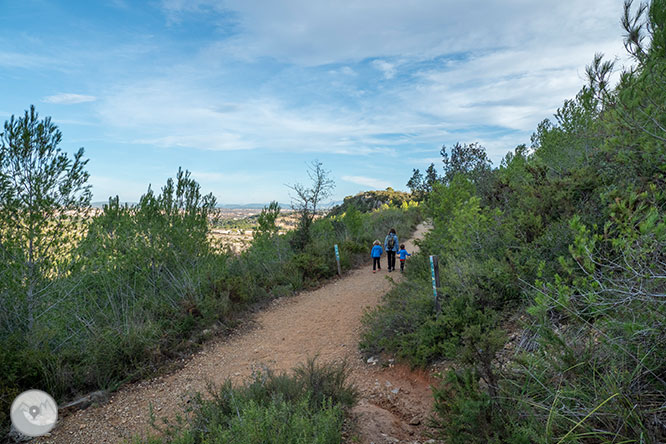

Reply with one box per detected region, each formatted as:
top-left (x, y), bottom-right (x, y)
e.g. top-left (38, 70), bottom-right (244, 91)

top-left (371, 240), bottom-right (383, 273)
top-left (398, 244), bottom-right (411, 272)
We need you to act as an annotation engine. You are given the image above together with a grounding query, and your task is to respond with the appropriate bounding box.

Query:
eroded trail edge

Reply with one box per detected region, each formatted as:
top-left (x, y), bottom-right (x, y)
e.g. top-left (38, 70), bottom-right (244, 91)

top-left (38, 223), bottom-right (433, 444)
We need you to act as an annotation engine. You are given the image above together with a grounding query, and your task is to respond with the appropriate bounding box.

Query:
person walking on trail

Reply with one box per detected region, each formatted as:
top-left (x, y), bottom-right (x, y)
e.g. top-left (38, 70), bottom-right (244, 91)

top-left (397, 244), bottom-right (411, 272)
top-left (371, 240), bottom-right (383, 273)
top-left (384, 228), bottom-right (399, 272)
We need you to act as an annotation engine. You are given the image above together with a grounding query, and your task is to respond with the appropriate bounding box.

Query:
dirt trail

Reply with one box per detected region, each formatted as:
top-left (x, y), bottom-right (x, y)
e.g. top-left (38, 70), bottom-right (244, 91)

top-left (37, 223), bottom-right (435, 444)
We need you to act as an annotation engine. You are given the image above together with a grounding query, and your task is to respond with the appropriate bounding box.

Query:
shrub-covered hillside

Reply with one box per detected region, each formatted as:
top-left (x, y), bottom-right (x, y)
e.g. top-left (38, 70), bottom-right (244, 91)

top-left (362, 1), bottom-right (665, 442)
top-left (0, 131), bottom-right (420, 436)
top-left (327, 188), bottom-right (414, 217)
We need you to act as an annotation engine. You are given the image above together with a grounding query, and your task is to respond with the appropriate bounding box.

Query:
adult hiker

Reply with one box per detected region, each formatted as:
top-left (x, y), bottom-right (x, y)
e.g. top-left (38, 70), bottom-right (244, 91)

top-left (384, 228), bottom-right (399, 272)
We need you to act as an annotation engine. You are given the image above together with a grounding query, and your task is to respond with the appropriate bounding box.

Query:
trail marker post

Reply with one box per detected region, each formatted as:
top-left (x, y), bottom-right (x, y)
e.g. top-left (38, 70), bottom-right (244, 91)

top-left (334, 244), bottom-right (342, 276)
top-left (429, 255), bottom-right (441, 314)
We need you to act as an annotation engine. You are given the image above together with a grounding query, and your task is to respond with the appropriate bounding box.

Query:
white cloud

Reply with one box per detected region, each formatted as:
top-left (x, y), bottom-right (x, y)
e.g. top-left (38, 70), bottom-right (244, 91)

top-left (372, 60), bottom-right (397, 79)
top-left (342, 175), bottom-right (391, 190)
top-left (2, 0), bottom-right (636, 205)
top-left (168, 0), bottom-right (625, 66)
top-left (143, 0), bottom-right (631, 161)
top-left (340, 66), bottom-right (356, 76)
top-left (0, 51), bottom-right (55, 69)
top-left (393, 36), bottom-right (629, 140)
top-left (95, 0), bottom-right (631, 165)
top-left (95, 76), bottom-right (445, 154)
top-left (43, 93), bottom-right (97, 104)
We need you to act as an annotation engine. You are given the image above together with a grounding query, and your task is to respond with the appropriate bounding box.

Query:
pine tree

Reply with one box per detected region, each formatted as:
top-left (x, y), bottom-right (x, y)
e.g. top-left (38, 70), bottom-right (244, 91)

top-left (0, 105), bottom-right (91, 333)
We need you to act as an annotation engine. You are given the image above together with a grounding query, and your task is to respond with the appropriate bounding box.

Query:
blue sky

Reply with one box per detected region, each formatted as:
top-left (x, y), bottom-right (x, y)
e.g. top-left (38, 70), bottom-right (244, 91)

top-left (1, 0), bottom-right (629, 204)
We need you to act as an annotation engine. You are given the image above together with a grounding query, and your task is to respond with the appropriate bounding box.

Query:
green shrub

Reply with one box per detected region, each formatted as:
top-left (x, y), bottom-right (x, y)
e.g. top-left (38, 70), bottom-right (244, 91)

top-left (360, 280), bottom-right (446, 366)
top-left (293, 252), bottom-right (333, 283)
top-left (431, 369), bottom-right (502, 444)
top-left (0, 337), bottom-right (49, 432)
top-left (136, 358), bottom-right (356, 444)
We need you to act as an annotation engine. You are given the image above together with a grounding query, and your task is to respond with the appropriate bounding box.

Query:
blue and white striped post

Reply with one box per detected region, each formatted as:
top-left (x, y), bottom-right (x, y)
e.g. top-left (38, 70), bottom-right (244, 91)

top-left (334, 244), bottom-right (341, 276)
top-left (429, 255), bottom-right (441, 313)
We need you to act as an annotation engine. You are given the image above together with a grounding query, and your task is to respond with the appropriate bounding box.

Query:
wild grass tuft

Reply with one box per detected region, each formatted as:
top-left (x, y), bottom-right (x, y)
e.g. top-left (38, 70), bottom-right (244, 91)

top-left (135, 358), bottom-right (356, 444)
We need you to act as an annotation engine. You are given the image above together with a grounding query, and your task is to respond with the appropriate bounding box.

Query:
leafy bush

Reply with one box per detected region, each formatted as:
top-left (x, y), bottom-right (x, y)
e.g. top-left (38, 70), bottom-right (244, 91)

top-left (135, 358), bottom-right (357, 444)
top-left (360, 280), bottom-right (448, 366)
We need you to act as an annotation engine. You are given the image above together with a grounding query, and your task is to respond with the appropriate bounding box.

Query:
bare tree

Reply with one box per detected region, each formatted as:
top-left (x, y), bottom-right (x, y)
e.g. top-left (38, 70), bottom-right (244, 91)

top-left (287, 160), bottom-right (335, 250)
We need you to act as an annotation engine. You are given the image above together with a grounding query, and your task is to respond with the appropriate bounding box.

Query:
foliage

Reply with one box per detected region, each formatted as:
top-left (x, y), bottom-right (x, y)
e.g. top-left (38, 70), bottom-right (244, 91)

top-left (327, 188), bottom-right (414, 216)
top-left (135, 358), bottom-right (356, 444)
top-left (0, 105), bottom-right (91, 333)
top-left (517, 196), bottom-right (666, 443)
top-left (256, 201), bottom-right (281, 237)
top-left (406, 163), bottom-right (441, 200)
top-left (361, 1), bottom-right (666, 442)
top-left (80, 168), bottom-right (217, 274)
top-left (362, 183), bottom-right (516, 367)
top-left (341, 204), bottom-right (363, 240)
top-left (440, 142), bottom-right (492, 184)
top-left (0, 107), bottom-right (92, 431)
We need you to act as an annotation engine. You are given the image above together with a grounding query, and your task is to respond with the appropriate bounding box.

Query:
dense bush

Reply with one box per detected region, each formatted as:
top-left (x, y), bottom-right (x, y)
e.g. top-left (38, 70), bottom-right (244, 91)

top-left (135, 358), bottom-right (357, 444)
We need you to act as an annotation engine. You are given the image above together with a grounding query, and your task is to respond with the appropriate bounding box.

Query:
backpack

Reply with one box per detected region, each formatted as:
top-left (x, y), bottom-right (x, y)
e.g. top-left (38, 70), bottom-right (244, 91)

top-left (387, 235), bottom-right (395, 250)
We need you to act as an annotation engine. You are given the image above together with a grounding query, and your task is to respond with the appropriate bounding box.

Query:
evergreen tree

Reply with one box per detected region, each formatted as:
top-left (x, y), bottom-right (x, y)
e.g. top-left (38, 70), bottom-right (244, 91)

top-left (440, 142), bottom-right (492, 184)
top-left (256, 201), bottom-right (281, 237)
top-left (407, 163), bottom-right (441, 201)
top-left (406, 168), bottom-right (425, 200)
top-left (0, 105), bottom-right (91, 333)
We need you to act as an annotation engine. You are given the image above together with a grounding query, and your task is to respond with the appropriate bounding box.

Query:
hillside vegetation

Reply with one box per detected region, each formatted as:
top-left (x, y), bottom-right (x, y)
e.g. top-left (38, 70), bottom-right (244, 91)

top-left (362, 1), bottom-right (665, 442)
top-left (327, 188), bottom-right (414, 217)
top-left (0, 120), bottom-right (420, 437)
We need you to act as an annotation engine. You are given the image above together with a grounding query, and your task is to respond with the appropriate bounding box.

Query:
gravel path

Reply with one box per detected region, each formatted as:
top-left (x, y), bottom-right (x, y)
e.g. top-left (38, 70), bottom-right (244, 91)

top-left (37, 223), bottom-right (435, 444)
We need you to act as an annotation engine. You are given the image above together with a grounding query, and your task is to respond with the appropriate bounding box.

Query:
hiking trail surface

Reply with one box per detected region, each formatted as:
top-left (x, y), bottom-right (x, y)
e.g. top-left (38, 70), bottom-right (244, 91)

top-left (37, 223), bottom-right (436, 444)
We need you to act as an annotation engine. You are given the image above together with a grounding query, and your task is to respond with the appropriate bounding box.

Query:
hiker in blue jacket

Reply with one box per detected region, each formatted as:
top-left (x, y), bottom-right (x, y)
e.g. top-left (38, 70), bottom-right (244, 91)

top-left (398, 244), bottom-right (411, 272)
top-left (371, 240), bottom-right (383, 273)
top-left (384, 228), bottom-right (399, 272)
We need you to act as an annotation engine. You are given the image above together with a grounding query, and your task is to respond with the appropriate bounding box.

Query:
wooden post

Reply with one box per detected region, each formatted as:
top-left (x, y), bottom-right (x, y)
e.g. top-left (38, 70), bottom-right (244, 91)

top-left (334, 244), bottom-right (342, 276)
top-left (429, 255), bottom-right (441, 314)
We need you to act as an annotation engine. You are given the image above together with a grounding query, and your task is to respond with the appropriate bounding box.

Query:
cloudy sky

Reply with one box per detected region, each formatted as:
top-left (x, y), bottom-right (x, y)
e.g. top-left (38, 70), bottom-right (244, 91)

top-left (1, 0), bottom-right (629, 204)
